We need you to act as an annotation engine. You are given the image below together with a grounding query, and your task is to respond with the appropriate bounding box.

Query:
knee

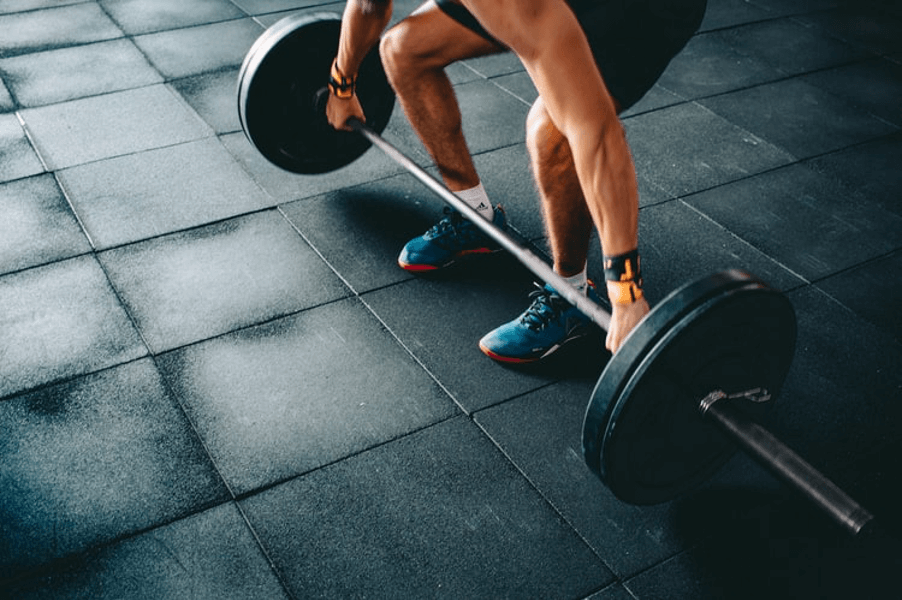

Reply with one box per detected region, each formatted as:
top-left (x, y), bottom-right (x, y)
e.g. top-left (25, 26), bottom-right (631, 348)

top-left (380, 21), bottom-right (433, 86)
top-left (378, 26), bottom-right (403, 84)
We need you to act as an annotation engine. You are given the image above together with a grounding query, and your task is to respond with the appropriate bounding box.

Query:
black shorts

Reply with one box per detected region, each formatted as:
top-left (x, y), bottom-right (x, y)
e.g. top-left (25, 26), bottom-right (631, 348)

top-left (435, 0), bottom-right (707, 110)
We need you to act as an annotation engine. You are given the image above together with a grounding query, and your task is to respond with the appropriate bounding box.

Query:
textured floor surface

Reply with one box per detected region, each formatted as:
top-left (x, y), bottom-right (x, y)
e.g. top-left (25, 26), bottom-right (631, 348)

top-left (1, 0), bottom-right (900, 598)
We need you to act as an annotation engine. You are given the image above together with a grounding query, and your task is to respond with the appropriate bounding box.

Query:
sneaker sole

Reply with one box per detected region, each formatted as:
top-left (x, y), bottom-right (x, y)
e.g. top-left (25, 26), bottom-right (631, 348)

top-left (398, 246), bottom-right (499, 272)
top-left (479, 330), bottom-right (592, 364)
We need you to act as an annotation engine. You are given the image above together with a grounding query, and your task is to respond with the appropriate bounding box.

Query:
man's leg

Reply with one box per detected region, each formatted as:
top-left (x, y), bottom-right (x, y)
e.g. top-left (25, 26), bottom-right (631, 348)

top-left (380, 1), bottom-right (515, 272)
top-left (525, 98), bottom-right (594, 281)
top-left (478, 98), bottom-right (601, 363)
top-left (380, 1), bottom-right (503, 193)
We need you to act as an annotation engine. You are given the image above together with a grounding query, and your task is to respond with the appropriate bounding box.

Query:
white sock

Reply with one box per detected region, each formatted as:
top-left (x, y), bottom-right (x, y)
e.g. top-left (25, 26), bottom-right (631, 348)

top-left (558, 266), bottom-right (589, 295)
top-left (455, 182), bottom-right (493, 220)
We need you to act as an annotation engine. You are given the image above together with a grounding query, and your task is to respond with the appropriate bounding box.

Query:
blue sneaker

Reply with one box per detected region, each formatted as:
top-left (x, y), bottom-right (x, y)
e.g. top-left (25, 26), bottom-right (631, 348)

top-left (398, 206), bottom-right (506, 272)
top-left (479, 281), bottom-right (601, 363)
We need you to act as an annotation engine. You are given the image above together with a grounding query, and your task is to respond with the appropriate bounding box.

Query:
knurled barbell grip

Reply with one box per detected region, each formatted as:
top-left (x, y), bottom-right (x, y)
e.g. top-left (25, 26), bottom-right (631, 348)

top-left (701, 393), bottom-right (876, 537)
top-left (350, 117), bottom-right (613, 332)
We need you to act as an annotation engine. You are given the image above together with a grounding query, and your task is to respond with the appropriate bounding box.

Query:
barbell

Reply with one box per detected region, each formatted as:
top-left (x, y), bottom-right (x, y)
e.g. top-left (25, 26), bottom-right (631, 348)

top-left (237, 12), bottom-right (877, 537)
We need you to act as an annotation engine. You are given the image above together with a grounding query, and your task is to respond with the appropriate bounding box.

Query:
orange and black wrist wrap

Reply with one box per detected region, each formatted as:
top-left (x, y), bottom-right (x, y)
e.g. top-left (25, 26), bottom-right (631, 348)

top-left (328, 59), bottom-right (356, 98)
top-left (604, 249), bottom-right (644, 305)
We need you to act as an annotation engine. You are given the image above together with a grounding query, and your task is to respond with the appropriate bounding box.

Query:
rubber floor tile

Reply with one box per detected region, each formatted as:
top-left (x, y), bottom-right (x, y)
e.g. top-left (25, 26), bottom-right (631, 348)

top-left (99, 210), bottom-right (349, 353)
top-left (171, 68), bottom-right (243, 134)
top-left (0, 256), bottom-right (146, 399)
top-left (240, 417), bottom-right (612, 598)
top-left (631, 199), bottom-right (805, 304)
top-left (586, 583), bottom-right (639, 600)
top-left (490, 71), bottom-right (538, 105)
top-left (133, 18), bottom-right (263, 79)
top-left (802, 58), bottom-right (902, 128)
top-left (623, 102), bottom-right (794, 197)
top-left (20, 85), bottom-right (211, 170)
top-left (698, 78), bottom-right (897, 160)
top-left (799, 4), bottom-right (902, 58)
top-left (219, 128), bottom-right (407, 204)
top-left (0, 80), bottom-right (13, 112)
top-left (6, 503), bottom-right (288, 600)
top-left (816, 250), bottom-right (902, 342)
top-left (684, 163), bottom-right (902, 281)
top-left (775, 286), bottom-right (902, 510)
top-left (711, 16), bottom-right (871, 77)
top-left (0, 3), bottom-right (122, 59)
top-left (747, 0), bottom-right (843, 18)
top-left (464, 51), bottom-right (525, 79)
top-left (281, 174), bottom-right (435, 294)
top-left (697, 0), bottom-right (772, 32)
top-left (230, 0), bottom-right (324, 15)
top-left (0, 112), bottom-right (44, 183)
top-left (620, 84), bottom-right (686, 118)
top-left (362, 266), bottom-right (566, 414)
top-left (655, 32), bottom-right (783, 100)
top-left (0, 360), bottom-right (228, 577)
top-left (156, 297), bottom-right (458, 495)
top-left (284, 144), bottom-right (546, 292)
top-left (0, 174), bottom-right (91, 275)
top-left (0, 0), bottom-right (83, 15)
top-left (475, 379), bottom-right (693, 579)
top-left (805, 131), bottom-right (902, 217)
top-left (0, 39), bottom-right (162, 108)
top-left (101, 0), bottom-right (246, 36)
top-left (58, 138), bottom-right (272, 249)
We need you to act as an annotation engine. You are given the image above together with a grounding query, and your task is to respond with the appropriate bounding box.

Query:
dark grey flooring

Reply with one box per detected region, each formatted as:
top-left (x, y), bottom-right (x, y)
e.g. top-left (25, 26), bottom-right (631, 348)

top-left (1, 0), bottom-right (900, 598)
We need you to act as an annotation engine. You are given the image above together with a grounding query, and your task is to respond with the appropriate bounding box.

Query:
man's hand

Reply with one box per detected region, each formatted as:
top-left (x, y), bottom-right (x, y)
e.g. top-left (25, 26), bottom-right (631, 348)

top-left (606, 297), bottom-right (650, 354)
top-left (326, 92), bottom-right (366, 132)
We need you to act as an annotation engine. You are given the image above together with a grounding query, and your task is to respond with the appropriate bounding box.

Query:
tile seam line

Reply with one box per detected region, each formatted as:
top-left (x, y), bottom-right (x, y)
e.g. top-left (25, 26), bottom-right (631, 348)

top-left (807, 248), bottom-right (902, 293)
top-left (276, 204), bottom-right (469, 416)
top-left (15, 111), bottom-right (218, 175)
top-left (229, 413), bottom-right (463, 503)
top-left (226, 411), bottom-right (616, 596)
top-left (673, 127), bottom-right (902, 205)
top-left (0, 354), bottom-right (148, 405)
top-left (2, 124), bottom-right (888, 285)
top-left (469, 415), bottom-right (620, 575)
top-left (0, 497), bottom-right (212, 590)
top-left (650, 55), bottom-right (889, 116)
top-left (676, 197), bottom-right (812, 290)
top-left (148, 350), bottom-right (302, 600)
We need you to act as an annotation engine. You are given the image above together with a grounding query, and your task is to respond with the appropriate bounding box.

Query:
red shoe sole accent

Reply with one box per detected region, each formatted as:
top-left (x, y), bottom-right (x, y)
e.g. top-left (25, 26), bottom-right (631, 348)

top-left (398, 261), bottom-right (440, 272)
top-left (478, 342), bottom-right (540, 364)
top-left (398, 247), bottom-right (496, 272)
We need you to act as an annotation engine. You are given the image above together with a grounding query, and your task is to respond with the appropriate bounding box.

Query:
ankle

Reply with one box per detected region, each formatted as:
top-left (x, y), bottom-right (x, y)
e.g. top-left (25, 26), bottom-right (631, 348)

top-left (455, 182), bottom-right (493, 220)
top-left (556, 265), bottom-right (589, 295)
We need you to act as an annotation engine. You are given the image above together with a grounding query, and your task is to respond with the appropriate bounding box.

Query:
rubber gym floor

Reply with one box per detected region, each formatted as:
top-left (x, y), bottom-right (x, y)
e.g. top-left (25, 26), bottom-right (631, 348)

top-left (1, 0), bottom-right (900, 598)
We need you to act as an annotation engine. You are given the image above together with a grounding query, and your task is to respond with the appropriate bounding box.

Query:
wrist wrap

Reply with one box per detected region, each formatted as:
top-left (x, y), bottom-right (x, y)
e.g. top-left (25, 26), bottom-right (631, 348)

top-left (604, 249), bottom-right (644, 305)
top-left (329, 59), bottom-right (356, 98)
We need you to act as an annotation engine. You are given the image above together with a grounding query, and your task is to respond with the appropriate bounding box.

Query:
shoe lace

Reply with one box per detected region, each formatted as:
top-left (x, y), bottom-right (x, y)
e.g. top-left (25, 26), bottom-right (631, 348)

top-left (426, 207), bottom-right (462, 236)
top-left (520, 284), bottom-right (570, 331)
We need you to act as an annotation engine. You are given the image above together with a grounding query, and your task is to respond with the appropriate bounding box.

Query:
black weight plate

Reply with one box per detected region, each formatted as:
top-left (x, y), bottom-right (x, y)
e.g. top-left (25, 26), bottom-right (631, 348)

top-left (237, 12), bottom-right (395, 174)
top-left (583, 270), bottom-right (797, 505)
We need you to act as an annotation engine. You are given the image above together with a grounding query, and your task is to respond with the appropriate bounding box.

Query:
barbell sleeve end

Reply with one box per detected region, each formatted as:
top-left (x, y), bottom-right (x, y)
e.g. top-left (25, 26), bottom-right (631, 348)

top-left (701, 394), bottom-right (876, 537)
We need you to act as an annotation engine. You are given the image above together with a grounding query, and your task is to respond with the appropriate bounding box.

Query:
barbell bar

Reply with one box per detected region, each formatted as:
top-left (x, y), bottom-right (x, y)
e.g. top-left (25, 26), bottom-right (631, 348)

top-left (237, 12), bottom-right (877, 537)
